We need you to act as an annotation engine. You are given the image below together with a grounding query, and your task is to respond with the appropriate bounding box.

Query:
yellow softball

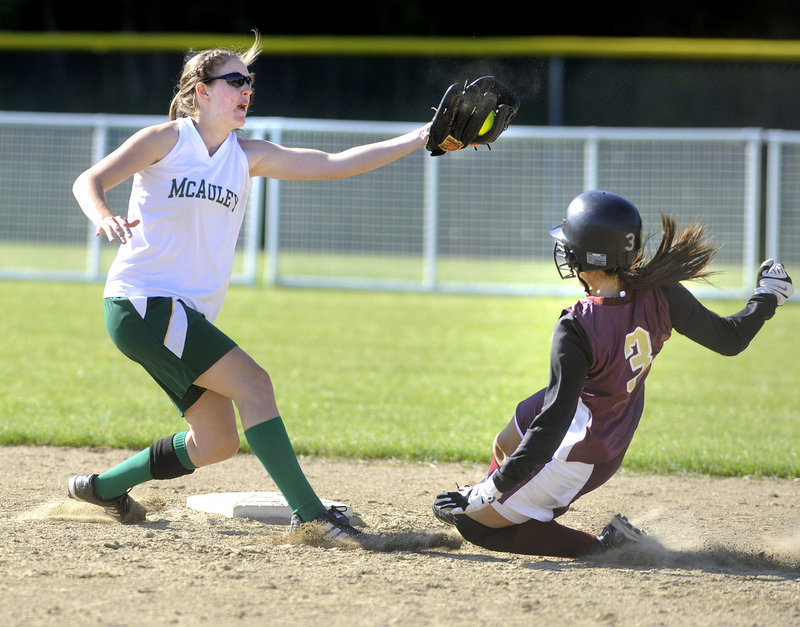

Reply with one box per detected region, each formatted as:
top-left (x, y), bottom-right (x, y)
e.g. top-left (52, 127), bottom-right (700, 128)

top-left (478, 110), bottom-right (496, 136)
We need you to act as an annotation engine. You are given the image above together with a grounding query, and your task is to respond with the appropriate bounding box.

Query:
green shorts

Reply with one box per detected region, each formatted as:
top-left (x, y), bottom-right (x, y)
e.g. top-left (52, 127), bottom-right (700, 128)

top-left (104, 297), bottom-right (237, 415)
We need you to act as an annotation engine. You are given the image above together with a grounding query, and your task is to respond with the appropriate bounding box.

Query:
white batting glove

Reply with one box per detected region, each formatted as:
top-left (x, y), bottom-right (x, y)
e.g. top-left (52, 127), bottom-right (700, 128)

top-left (754, 259), bottom-right (794, 306)
top-left (433, 472), bottom-right (502, 515)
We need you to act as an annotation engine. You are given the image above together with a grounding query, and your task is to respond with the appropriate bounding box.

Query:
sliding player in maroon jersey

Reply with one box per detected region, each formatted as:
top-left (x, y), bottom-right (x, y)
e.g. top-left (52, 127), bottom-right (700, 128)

top-left (433, 190), bottom-right (794, 556)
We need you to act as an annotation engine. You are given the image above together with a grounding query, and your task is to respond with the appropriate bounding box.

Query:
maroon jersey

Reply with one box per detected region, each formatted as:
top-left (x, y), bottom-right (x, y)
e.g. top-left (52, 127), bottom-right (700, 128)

top-left (563, 289), bottom-right (671, 462)
top-left (493, 285), bottom-right (776, 494)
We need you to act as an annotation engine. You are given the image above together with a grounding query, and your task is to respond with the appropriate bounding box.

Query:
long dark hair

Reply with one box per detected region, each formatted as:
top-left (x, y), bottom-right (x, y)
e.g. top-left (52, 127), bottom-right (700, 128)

top-left (618, 214), bottom-right (719, 290)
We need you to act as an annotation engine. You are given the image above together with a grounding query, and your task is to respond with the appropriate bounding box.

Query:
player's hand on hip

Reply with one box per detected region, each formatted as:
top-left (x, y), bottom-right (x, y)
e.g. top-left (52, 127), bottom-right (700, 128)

top-left (754, 259), bottom-right (794, 306)
top-left (433, 472), bottom-right (502, 515)
top-left (97, 215), bottom-right (140, 244)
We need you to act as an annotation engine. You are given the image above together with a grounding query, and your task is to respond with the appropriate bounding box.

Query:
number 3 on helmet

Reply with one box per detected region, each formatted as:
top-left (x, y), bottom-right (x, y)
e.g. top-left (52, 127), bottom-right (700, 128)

top-left (550, 190), bottom-right (643, 279)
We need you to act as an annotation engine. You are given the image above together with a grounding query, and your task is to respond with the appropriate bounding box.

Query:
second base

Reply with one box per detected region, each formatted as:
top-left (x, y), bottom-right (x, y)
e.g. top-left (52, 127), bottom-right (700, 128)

top-left (186, 491), bottom-right (352, 524)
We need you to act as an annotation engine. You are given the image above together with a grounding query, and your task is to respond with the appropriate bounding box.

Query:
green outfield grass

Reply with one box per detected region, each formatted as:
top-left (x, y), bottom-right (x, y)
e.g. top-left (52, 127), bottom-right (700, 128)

top-left (0, 242), bottom-right (749, 291)
top-left (1, 280), bottom-right (797, 478)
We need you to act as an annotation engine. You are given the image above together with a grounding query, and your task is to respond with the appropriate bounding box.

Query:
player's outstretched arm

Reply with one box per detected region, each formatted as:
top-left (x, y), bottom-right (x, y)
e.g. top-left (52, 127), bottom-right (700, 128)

top-left (244, 124), bottom-right (430, 181)
top-left (666, 259), bottom-right (793, 356)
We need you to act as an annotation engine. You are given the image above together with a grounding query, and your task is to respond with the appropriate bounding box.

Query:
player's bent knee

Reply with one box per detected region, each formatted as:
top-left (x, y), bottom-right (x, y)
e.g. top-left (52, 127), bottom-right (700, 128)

top-left (493, 421), bottom-right (522, 464)
top-left (492, 435), bottom-right (507, 465)
top-left (205, 433), bottom-right (240, 464)
top-left (187, 430), bottom-right (240, 466)
top-left (251, 367), bottom-right (276, 399)
top-left (218, 435), bottom-right (241, 460)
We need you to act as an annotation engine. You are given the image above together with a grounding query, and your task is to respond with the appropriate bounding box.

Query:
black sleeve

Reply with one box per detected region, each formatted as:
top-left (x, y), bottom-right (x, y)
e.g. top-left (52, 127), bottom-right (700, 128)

top-left (662, 284), bottom-right (777, 356)
top-left (492, 313), bottom-right (592, 494)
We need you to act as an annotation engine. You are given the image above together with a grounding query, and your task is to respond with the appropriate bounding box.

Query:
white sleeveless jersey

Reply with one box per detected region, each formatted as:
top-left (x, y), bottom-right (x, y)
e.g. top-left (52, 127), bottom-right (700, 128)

top-left (104, 117), bottom-right (252, 322)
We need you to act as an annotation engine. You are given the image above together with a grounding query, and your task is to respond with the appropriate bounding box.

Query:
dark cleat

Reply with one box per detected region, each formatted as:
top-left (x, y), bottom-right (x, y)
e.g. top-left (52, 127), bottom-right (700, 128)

top-left (597, 513), bottom-right (647, 549)
top-left (67, 474), bottom-right (135, 523)
top-left (290, 505), bottom-right (363, 540)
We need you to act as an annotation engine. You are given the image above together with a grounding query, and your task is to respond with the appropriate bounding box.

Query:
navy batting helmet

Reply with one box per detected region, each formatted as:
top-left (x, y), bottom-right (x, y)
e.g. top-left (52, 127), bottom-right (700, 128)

top-left (549, 190), bottom-right (642, 279)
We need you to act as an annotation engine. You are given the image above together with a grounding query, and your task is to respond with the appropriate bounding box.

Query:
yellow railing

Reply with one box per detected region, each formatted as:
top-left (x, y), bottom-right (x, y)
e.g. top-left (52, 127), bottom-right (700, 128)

top-left (1, 32), bottom-right (800, 60)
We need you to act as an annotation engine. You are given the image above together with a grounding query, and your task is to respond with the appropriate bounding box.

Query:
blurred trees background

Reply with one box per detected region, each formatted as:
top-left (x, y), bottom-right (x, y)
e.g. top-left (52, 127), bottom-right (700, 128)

top-left (2, 0), bottom-right (800, 129)
top-left (3, 0), bottom-right (800, 38)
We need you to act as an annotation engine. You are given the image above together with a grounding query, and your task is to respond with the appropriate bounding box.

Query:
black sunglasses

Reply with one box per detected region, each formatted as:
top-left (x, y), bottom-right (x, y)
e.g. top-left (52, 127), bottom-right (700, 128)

top-left (203, 72), bottom-right (253, 88)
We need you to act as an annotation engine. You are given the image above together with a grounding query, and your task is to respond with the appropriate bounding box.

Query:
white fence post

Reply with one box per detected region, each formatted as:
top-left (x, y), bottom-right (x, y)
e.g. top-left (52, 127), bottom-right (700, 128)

top-left (744, 132), bottom-right (763, 287)
top-left (422, 153), bottom-right (439, 291)
top-left (85, 115), bottom-right (108, 280)
top-left (264, 125), bottom-right (282, 286)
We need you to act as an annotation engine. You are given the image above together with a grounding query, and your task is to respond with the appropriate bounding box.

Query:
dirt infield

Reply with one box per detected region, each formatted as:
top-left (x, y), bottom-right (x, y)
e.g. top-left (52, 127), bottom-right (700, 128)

top-left (2, 445), bottom-right (799, 626)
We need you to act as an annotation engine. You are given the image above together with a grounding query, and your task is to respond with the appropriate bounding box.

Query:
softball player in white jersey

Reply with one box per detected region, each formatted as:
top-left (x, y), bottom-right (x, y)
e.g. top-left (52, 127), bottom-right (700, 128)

top-left (69, 31), bottom-right (430, 538)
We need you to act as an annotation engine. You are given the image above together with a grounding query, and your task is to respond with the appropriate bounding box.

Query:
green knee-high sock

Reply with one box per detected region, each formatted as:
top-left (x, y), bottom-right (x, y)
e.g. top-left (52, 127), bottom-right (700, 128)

top-left (94, 449), bottom-right (151, 499)
top-left (94, 432), bottom-right (195, 499)
top-left (244, 417), bottom-right (325, 522)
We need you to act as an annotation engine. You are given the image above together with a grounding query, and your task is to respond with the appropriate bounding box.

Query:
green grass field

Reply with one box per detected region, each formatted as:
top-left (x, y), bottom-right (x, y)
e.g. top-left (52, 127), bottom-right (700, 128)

top-left (1, 280), bottom-right (797, 478)
top-left (0, 242), bottom-right (750, 292)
